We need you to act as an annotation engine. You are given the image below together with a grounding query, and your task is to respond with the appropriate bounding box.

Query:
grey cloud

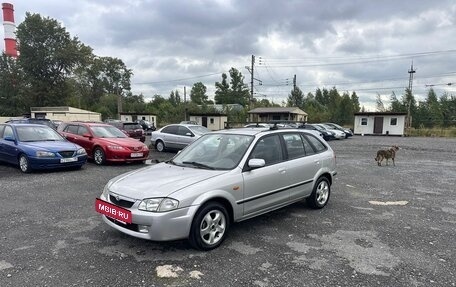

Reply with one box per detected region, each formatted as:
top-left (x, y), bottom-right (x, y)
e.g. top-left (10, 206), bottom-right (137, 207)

top-left (6, 0), bottom-right (456, 108)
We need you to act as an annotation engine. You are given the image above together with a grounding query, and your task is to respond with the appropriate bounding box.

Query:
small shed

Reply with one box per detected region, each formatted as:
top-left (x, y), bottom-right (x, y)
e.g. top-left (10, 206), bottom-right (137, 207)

top-left (354, 112), bottom-right (407, 136)
top-left (120, 112), bottom-right (157, 125)
top-left (248, 107), bottom-right (308, 123)
top-left (189, 113), bottom-right (227, 131)
top-left (30, 106), bottom-right (101, 122)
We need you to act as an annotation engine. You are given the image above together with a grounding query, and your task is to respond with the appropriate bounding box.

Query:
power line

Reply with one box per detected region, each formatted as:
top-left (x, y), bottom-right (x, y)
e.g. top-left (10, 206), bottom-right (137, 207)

top-left (258, 49), bottom-right (456, 68)
top-left (133, 71), bottom-right (226, 85)
top-left (258, 49), bottom-right (456, 62)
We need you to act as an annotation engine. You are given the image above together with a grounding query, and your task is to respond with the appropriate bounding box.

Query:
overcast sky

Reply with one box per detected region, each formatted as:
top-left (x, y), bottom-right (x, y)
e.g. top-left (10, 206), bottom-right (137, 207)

top-left (2, 0), bottom-right (456, 110)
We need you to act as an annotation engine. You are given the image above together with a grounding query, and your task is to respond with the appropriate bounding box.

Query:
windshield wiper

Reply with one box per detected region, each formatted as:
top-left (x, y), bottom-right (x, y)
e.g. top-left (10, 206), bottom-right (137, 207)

top-left (182, 161), bottom-right (215, 170)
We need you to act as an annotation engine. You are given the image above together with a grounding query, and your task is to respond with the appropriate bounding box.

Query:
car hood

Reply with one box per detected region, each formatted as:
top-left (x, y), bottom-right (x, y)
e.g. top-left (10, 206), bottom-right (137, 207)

top-left (21, 141), bottom-right (80, 151)
top-left (327, 129), bottom-right (345, 135)
top-left (109, 163), bottom-right (228, 200)
top-left (97, 137), bottom-right (145, 147)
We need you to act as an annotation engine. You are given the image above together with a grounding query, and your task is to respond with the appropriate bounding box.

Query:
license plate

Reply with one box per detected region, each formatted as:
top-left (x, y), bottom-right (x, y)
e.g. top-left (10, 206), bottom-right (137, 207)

top-left (95, 198), bottom-right (132, 224)
top-left (131, 152), bottom-right (143, 158)
top-left (60, 157), bottom-right (77, 163)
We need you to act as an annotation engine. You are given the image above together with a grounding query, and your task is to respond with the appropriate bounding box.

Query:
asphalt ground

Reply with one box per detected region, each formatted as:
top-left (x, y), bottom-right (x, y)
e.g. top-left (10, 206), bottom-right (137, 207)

top-left (0, 135), bottom-right (455, 287)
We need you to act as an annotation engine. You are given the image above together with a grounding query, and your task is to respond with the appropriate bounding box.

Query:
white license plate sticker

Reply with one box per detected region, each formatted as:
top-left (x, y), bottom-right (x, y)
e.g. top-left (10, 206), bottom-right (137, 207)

top-left (61, 157), bottom-right (77, 163)
top-left (131, 152), bottom-right (143, 158)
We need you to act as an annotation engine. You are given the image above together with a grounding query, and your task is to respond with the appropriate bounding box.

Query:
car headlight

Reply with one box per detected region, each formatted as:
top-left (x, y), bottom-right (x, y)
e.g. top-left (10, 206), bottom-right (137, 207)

top-left (76, 148), bottom-right (86, 155)
top-left (138, 198), bottom-right (179, 212)
top-left (107, 145), bottom-right (124, 150)
top-left (102, 182), bottom-right (111, 199)
top-left (36, 151), bottom-right (55, 157)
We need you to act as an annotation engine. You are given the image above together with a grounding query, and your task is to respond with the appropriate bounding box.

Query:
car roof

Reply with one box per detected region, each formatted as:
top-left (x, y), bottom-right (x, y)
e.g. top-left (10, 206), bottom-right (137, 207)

top-left (213, 127), bottom-right (318, 137)
top-left (65, 121), bottom-right (111, 127)
top-left (164, 123), bottom-right (203, 128)
top-left (2, 123), bottom-right (49, 127)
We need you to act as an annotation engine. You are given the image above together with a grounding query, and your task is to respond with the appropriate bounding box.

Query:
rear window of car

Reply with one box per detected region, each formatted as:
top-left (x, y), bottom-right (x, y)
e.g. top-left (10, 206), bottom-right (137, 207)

top-left (123, 124), bottom-right (142, 130)
top-left (305, 134), bottom-right (327, 153)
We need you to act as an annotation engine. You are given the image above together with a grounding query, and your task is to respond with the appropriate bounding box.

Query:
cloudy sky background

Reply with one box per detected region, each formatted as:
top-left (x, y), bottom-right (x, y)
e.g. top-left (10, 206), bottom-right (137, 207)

top-left (2, 0), bottom-right (456, 110)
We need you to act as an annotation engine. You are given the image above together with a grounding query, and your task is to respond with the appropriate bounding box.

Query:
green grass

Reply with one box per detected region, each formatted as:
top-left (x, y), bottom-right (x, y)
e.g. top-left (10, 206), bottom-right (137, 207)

top-left (409, 127), bottom-right (456, 137)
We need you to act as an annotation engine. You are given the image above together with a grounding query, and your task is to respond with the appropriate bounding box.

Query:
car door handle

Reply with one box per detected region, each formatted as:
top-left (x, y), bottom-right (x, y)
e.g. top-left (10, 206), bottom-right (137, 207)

top-left (314, 160), bottom-right (320, 164)
top-left (278, 168), bottom-right (287, 174)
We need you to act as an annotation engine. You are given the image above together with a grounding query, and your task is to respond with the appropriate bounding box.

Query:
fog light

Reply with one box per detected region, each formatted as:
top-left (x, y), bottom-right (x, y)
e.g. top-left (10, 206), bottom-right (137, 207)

top-left (138, 225), bottom-right (149, 233)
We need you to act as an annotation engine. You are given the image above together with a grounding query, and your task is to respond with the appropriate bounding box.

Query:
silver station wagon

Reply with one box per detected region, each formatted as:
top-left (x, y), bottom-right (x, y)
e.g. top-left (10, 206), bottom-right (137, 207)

top-left (96, 127), bottom-right (337, 250)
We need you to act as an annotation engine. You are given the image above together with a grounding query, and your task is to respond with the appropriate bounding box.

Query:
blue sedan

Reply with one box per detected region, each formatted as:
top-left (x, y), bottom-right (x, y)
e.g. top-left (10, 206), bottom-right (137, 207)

top-left (0, 123), bottom-right (88, 173)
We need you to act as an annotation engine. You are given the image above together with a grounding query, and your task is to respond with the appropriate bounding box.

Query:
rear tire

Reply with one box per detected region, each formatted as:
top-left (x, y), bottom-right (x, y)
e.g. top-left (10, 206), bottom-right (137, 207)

top-left (93, 147), bottom-right (106, 165)
top-left (155, 140), bottom-right (165, 152)
top-left (19, 154), bottom-right (31, 173)
top-left (307, 177), bottom-right (331, 209)
top-left (189, 202), bottom-right (229, 251)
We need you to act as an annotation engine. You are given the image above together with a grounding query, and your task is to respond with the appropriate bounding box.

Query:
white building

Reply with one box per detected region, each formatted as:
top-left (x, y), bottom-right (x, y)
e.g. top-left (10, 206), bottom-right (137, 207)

top-left (120, 112), bottom-right (157, 125)
top-left (354, 112), bottom-right (407, 136)
top-left (189, 113), bottom-right (228, 131)
top-left (30, 106), bottom-right (101, 122)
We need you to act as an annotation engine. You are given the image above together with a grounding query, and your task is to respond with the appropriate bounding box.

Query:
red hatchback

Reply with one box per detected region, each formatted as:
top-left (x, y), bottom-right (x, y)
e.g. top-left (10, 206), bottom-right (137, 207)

top-left (58, 122), bottom-right (149, 165)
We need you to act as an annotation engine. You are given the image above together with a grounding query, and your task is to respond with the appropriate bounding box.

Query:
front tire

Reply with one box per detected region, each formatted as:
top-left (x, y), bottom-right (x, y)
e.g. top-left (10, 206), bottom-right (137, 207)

top-left (189, 202), bottom-right (229, 251)
top-left (19, 154), bottom-right (31, 173)
top-left (307, 177), bottom-right (331, 209)
top-left (93, 147), bottom-right (106, 165)
top-left (155, 140), bottom-right (165, 152)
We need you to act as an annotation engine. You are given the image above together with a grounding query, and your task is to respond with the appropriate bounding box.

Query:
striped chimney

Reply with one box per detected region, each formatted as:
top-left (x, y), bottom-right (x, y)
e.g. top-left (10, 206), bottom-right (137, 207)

top-left (2, 2), bottom-right (18, 57)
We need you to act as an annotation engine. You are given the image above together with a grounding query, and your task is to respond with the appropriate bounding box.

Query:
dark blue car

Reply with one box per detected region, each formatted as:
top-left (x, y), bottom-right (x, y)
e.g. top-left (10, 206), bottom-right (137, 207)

top-left (0, 123), bottom-right (88, 173)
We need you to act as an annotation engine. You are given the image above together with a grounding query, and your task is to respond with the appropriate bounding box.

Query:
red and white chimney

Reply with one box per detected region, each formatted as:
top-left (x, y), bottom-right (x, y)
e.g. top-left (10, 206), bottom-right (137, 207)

top-left (2, 2), bottom-right (18, 57)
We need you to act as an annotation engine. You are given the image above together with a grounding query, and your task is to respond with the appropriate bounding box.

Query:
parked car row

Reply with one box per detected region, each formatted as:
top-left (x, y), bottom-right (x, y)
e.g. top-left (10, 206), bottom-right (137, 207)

top-left (243, 122), bottom-right (353, 141)
top-left (149, 121), bottom-right (354, 154)
top-left (2, 120), bottom-right (338, 252)
top-left (0, 120), bottom-right (150, 173)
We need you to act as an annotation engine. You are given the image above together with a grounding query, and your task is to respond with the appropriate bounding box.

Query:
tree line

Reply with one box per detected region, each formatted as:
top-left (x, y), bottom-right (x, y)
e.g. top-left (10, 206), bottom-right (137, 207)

top-left (1, 13), bottom-right (455, 128)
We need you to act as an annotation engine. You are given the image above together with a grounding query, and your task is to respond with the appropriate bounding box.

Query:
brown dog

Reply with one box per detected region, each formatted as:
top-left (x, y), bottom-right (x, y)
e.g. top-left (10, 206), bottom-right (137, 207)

top-left (375, 145), bottom-right (399, 166)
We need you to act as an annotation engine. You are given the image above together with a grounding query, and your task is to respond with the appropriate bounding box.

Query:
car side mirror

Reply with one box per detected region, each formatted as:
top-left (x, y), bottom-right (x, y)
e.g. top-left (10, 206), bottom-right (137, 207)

top-left (3, 136), bottom-right (16, 142)
top-left (248, 158), bottom-right (265, 169)
top-left (186, 132), bottom-right (194, 137)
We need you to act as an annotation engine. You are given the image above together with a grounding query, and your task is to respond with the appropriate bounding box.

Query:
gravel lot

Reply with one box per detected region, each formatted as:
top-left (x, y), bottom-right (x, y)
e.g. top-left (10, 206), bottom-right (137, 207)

top-left (0, 135), bottom-right (455, 287)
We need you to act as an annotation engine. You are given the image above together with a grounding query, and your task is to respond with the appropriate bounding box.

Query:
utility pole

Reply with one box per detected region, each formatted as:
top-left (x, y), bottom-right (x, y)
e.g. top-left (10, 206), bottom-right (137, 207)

top-left (184, 86), bottom-right (187, 121)
top-left (245, 55), bottom-right (262, 108)
top-left (250, 55), bottom-right (255, 107)
top-left (116, 82), bottom-right (122, 120)
top-left (293, 74), bottom-right (296, 90)
top-left (407, 62), bottom-right (416, 136)
top-left (408, 62), bottom-right (415, 92)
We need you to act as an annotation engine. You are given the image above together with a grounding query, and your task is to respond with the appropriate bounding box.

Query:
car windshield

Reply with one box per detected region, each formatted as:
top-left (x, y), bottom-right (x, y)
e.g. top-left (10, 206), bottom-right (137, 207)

top-left (320, 124), bottom-right (333, 130)
top-left (172, 133), bottom-right (254, 170)
top-left (91, 126), bottom-right (127, 138)
top-left (188, 125), bottom-right (210, 135)
top-left (332, 123), bottom-right (344, 129)
top-left (16, 126), bottom-right (65, 142)
top-left (124, 124), bottom-right (142, 130)
top-left (311, 125), bottom-right (324, 131)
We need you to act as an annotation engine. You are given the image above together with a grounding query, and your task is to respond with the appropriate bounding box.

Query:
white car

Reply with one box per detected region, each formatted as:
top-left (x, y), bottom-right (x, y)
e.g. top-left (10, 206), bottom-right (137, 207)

top-left (151, 124), bottom-right (210, 152)
top-left (96, 128), bottom-right (337, 250)
top-left (313, 124), bottom-right (346, 140)
top-left (323, 123), bottom-right (353, 138)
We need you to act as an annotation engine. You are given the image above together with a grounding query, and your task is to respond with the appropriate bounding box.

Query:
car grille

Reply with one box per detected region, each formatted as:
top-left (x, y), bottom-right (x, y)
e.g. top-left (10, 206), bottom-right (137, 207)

top-left (106, 216), bottom-right (138, 232)
top-left (59, 151), bottom-right (75, 158)
top-left (127, 146), bottom-right (142, 151)
top-left (109, 195), bottom-right (135, 208)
